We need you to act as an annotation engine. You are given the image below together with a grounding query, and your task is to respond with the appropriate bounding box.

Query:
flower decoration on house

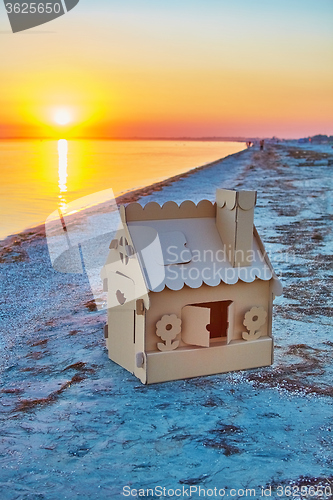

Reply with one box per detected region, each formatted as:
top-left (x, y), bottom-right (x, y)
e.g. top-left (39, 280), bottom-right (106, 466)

top-left (242, 306), bottom-right (267, 341)
top-left (156, 314), bottom-right (181, 351)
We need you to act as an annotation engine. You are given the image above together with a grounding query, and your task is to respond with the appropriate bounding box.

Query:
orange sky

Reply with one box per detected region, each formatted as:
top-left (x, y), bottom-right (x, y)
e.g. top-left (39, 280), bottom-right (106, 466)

top-left (1, 0), bottom-right (332, 138)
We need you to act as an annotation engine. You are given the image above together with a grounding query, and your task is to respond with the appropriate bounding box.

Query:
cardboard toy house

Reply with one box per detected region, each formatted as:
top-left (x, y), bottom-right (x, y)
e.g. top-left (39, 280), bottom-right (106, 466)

top-left (101, 189), bottom-right (282, 384)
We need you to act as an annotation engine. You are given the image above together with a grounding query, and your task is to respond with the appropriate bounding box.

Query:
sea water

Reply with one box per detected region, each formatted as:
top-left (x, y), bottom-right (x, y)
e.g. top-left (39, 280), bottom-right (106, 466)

top-left (0, 139), bottom-right (245, 239)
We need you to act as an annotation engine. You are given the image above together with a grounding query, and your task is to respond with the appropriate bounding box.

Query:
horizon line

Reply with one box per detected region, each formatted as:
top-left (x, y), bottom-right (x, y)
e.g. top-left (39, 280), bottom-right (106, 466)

top-left (0, 135), bottom-right (300, 141)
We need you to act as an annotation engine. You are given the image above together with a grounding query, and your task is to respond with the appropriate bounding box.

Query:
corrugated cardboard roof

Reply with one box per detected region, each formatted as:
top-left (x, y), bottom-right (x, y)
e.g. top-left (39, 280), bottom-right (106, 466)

top-left (127, 217), bottom-right (276, 292)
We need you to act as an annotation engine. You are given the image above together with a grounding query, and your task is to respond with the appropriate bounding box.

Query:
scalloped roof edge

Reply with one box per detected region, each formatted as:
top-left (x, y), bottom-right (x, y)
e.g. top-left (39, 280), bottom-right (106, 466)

top-left (151, 270), bottom-right (274, 293)
top-left (125, 199), bottom-right (215, 221)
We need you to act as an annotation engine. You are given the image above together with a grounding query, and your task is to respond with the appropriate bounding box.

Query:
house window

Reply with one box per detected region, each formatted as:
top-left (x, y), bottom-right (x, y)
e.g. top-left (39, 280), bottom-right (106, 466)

top-left (194, 301), bottom-right (232, 339)
top-left (182, 300), bottom-right (233, 348)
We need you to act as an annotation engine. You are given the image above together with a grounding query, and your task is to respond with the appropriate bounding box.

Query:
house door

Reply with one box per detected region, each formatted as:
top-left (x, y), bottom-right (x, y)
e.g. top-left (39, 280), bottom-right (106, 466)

top-left (182, 300), bottom-right (233, 347)
top-left (107, 272), bottom-right (136, 372)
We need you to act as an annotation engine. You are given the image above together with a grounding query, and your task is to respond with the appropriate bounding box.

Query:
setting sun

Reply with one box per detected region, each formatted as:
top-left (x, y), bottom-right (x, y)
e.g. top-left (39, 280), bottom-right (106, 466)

top-left (54, 109), bottom-right (71, 126)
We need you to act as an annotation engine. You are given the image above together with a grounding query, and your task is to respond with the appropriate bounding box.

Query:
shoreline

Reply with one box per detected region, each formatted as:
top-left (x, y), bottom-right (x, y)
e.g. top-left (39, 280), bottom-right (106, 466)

top-left (0, 147), bottom-right (248, 250)
top-left (114, 147), bottom-right (247, 204)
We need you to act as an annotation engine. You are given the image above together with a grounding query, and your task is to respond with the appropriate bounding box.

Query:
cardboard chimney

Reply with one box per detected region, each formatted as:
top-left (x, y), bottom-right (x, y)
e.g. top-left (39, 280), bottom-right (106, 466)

top-left (101, 189), bottom-right (282, 384)
top-left (216, 189), bottom-right (257, 267)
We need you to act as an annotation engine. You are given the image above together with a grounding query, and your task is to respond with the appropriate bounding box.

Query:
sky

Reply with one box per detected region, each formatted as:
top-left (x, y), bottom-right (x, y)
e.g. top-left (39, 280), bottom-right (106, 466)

top-left (0, 0), bottom-right (332, 139)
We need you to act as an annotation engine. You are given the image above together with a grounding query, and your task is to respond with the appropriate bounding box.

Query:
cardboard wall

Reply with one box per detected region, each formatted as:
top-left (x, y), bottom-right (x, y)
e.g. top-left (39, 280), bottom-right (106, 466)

top-left (145, 280), bottom-right (271, 352)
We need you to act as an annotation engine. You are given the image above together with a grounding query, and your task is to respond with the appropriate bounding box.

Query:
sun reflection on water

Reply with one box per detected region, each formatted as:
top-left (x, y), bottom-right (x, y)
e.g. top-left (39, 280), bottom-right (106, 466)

top-left (57, 139), bottom-right (68, 213)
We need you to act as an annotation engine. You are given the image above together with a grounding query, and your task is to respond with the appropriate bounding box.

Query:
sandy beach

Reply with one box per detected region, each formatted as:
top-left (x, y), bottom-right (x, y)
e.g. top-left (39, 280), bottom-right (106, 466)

top-left (0, 142), bottom-right (332, 498)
